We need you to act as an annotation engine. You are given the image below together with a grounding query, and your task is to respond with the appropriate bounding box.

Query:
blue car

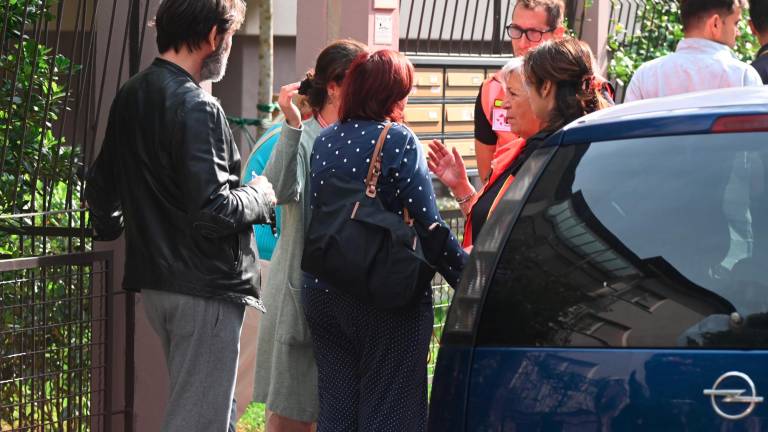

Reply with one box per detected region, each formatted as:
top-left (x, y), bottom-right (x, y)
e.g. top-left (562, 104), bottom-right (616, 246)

top-left (430, 88), bottom-right (768, 431)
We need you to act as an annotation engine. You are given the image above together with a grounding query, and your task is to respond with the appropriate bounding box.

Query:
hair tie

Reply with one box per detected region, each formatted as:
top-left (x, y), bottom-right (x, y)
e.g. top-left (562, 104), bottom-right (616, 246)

top-left (298, 71), bottom-right (314, 96)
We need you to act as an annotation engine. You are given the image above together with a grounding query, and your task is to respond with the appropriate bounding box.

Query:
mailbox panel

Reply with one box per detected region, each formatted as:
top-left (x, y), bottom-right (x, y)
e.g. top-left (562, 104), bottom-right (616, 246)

top-left (445, 69), bottom-right (486, 98)
top-left (404, 104), bottom-right (443, 134)
top-left (444, 138), bottom-right (477, 169)
top-left (412, 68), bottom-right (444, 98)
top-left (444, 104), bottom-right (475, 133)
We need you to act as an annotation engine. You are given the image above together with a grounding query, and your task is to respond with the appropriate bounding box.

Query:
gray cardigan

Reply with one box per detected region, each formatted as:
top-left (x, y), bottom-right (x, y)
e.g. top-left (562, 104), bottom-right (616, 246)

top-left (261, 118), bottom-right (321, 344)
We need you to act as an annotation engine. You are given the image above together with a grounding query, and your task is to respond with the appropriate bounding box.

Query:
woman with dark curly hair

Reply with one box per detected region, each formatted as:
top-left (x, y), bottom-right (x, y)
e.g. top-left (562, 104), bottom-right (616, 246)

top-left (249, 39), bottom-right (367, 432)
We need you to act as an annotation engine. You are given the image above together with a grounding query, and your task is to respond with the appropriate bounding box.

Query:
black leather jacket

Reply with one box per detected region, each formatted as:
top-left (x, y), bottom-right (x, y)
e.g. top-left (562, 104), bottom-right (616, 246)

top-left (86, 58), bottom-right (271, 309)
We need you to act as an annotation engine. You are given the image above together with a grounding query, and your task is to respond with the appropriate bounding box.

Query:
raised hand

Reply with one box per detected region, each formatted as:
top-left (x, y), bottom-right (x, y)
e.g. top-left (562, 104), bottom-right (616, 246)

top-left (277, 82), bottom-right (302, 128)
top-left (427, 139), bottom-right (468, 190)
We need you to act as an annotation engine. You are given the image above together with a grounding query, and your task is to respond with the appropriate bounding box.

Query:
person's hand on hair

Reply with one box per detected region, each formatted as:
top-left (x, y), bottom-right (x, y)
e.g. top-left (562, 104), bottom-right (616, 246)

top-left (278, 82), bottom-right (302, 129)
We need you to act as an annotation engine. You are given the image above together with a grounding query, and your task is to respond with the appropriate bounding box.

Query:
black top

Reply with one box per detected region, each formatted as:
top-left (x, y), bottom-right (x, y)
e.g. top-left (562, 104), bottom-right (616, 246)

top-left (470, 130), bottom-right (551, 241)
top-left (474, 87), bottom-right (497, 145)
top-left (85, 58), bottom-right (273, 308)
top-left (471, 166), bottom-right (513, 240)
top-left (753, 43), bottom-right (768, 84)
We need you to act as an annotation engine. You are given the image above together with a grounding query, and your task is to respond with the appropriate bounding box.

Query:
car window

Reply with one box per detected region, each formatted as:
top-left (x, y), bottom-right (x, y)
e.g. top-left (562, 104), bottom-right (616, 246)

top-left (476, 132), bottom-right (768, 348)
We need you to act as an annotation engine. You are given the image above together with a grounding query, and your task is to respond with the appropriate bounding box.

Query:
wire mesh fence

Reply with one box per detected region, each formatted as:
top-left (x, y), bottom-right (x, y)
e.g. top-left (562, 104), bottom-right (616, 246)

top-left (428, 209), bottom-right (464, 381)
top-left (1, 0), bottom-right (148, 430)
top-left (0, 0), bottom-right (96, 259)
top-left (0, 251), bottom-right (113, 432)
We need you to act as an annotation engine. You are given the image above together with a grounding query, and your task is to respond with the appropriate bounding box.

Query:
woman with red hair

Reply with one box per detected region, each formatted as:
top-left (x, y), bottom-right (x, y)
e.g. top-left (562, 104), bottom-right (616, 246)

top-left (302, 50), bottom-right (467, 431)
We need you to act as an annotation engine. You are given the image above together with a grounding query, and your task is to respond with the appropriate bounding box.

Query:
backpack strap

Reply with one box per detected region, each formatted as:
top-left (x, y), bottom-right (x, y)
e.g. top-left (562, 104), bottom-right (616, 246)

top-left (365, 123), bottom-right (394, 198)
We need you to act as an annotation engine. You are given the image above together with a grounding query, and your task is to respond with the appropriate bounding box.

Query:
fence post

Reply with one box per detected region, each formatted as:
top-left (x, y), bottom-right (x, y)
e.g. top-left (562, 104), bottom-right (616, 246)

top-left (580, 0), bottom-right (613, 76)
top-left (492, 0), bottom-right (502, 54)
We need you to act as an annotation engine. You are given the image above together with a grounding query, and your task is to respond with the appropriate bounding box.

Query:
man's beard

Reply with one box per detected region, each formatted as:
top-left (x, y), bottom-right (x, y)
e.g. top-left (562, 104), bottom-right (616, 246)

top-left (200, 37), bottom-right (230, 82)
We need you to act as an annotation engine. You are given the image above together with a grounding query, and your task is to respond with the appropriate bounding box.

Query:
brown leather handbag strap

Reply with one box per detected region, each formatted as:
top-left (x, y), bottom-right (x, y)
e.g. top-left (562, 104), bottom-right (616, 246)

top-left (365, 123), bottom-right (394, 198)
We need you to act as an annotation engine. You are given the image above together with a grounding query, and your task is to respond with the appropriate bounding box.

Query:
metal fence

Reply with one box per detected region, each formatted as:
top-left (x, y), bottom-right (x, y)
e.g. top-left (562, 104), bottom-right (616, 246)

top-left (0, 251), bottom-right (113, 431)
top-left (605, 0), bottom-right (649, 101)
top-left (399, 0), bottom-right (593, 57)
top-left (428, 209), bottom-right (464, 381)
top-left (399, 0), bottom-right (516, 56)
top-left (1, 0), bottom-right (150, 430)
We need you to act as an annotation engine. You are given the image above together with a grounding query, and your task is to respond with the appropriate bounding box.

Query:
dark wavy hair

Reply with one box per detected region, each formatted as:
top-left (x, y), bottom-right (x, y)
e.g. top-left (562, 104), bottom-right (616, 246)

top-left (523, 37), bottom-right (610, 132)
top-left (297, 39), bottom-right (367, 111)
top-left (154, 0), bottom-right (245, 53)
top-left (339, 50), bottom-right (414, 123)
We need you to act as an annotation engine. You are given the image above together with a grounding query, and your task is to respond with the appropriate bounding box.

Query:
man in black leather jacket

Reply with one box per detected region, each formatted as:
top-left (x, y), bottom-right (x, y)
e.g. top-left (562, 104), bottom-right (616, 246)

top-left (85, 0), bottom-right (275, 430)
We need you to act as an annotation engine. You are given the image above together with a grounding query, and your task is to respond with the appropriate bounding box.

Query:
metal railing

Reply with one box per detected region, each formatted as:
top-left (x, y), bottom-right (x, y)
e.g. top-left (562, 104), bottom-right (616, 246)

top-left (2, 0), bottom-right (151, 430)
top-left (428, 208), bottom-right (464, 380)
top-left (399, 0), bottom-right (593, 57)
top-left (0, 251), bottom-right (124, 432)
top-left (400, 0), bottom-right (516, 57)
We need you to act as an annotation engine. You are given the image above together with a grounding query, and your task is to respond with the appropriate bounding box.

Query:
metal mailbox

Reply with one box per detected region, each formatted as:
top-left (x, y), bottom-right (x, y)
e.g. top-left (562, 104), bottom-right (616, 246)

top-left (412, 68), bottom-right (444, 98)
top-left (404, 104), bottom-right (443, 134)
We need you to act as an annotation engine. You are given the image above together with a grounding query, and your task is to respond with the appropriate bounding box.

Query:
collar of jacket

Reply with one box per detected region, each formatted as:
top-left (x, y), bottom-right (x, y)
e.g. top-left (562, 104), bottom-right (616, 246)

top-left (757, 43), bottom-right (768, 59)
top-left (152, 57), bottom-right (199, 86)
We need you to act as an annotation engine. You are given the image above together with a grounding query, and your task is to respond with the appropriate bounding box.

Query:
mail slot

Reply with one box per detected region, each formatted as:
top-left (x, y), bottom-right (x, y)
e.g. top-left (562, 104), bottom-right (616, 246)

top-left (443, 104), bottom-right (475, 133)
top-left (444, 138), bottom-right (477, 169)
top-left (412, 68), bottom-right (444, 98)
top-left (445, 69), bottom-right (486, 97)
top-left (403, 104), bottom-right (442, 134)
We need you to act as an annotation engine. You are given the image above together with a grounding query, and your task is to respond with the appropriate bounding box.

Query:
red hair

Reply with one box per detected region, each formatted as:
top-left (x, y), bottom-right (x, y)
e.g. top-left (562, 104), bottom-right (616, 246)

top-left (338, 50), bottom-right (414, 123)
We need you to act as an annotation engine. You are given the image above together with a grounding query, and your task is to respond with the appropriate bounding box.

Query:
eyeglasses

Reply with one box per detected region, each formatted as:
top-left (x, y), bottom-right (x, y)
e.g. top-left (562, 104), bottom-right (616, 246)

top-left (506, 24), bottom-right (554, 42)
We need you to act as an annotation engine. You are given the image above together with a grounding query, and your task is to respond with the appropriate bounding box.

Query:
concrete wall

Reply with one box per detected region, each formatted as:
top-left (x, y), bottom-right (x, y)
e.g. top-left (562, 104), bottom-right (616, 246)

top-left (213, 35), bottom-right (298, 118)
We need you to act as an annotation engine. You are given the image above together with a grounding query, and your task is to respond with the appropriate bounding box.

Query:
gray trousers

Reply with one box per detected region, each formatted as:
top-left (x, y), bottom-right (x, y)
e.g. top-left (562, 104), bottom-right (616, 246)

top-left (142, 289), bottom-right (246, 432)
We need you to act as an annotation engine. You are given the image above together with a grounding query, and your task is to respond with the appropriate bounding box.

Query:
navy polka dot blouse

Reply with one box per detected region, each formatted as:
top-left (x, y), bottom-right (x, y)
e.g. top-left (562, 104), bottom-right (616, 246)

top-left (309, 120), bottom-right (468, 287)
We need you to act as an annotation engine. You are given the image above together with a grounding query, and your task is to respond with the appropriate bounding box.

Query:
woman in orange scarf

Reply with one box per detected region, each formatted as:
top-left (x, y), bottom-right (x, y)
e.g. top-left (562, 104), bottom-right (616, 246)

top-left (428, 57), bottom-right (541, 248)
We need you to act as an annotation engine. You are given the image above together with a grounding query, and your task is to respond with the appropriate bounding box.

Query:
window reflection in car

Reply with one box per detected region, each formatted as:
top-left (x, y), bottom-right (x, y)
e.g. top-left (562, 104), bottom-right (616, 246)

top-left (478, 133), bottom-right (768, 349)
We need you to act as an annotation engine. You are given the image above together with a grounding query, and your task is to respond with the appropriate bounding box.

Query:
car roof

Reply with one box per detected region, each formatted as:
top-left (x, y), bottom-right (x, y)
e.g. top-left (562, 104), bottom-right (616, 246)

top-left (559, 87), bottom-right (768, 145)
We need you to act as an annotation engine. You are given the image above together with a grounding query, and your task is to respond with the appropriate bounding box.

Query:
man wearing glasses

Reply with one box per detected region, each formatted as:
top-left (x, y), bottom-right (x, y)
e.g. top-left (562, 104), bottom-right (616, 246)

top-left (473, 0), bottom-right (566, 182)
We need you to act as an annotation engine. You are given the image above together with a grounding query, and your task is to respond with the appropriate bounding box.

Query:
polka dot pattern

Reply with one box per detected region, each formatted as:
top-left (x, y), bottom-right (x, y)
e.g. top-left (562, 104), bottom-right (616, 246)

top-left (302, 277), bottom-right (433, 432)
top-left (308, 120), bottom-right (467, 286)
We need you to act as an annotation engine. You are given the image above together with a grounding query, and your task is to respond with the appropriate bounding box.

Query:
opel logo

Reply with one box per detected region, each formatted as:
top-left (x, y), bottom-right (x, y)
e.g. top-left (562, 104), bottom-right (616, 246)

top-left (703, 371), bottom-right (764, 420)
